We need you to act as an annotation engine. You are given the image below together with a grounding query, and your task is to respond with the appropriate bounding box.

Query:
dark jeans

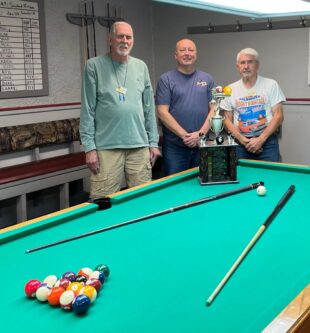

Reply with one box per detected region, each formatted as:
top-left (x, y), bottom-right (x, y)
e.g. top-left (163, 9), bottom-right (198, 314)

top-left (236, 134), bottom-right (280, 162)
top-left (162, 141), bottom-right (200, 176)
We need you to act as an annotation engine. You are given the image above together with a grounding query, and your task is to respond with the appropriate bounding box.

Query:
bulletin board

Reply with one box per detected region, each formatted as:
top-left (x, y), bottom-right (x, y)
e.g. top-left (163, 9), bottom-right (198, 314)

top-left (0, 0), bottom-right (48, 99)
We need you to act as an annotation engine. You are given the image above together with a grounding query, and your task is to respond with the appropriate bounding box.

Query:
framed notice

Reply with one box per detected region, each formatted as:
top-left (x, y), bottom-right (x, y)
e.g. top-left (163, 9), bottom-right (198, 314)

top-left (0, 0), bottom-right (48, 99)
top-left (309, 28), bottom-right (310, 86)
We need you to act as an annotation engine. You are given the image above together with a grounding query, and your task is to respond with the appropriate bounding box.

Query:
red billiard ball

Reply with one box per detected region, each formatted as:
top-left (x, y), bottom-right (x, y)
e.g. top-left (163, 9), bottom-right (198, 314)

top-left (55, 278), bottom-right (71, 289)
top-left (86, 278), bottom-right (102, 293)
top-left (47, 286), bottom-right (65, 306)
top-left (25, 279), bottom-right (41, 298)
top-left (215, 86), bottom-right (223, 93)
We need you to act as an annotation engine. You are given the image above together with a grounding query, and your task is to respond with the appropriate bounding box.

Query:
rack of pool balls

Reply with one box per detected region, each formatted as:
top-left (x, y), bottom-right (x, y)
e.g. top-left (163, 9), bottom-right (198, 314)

top-left (24, 263), bottom-right (109, 315)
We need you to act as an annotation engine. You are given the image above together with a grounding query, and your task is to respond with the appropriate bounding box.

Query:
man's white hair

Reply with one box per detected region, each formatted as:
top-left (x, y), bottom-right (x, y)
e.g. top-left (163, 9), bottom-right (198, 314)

top-left (236, 48), bottom-right (259, 63)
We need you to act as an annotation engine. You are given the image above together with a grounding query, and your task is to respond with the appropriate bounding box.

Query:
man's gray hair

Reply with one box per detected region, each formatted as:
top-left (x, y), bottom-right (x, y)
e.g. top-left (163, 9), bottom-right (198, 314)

top-left (110, 21), bottom-right (132, 37)
top-left (236, 48), bottom-right (259, 63)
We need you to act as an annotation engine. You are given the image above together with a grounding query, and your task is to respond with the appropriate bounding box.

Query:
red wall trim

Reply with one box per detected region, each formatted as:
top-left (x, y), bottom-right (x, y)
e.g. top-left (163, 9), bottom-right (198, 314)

top-left (0, 102), bottom-right (81, 113)
top-left (286, 98), bottom-right (310, 102)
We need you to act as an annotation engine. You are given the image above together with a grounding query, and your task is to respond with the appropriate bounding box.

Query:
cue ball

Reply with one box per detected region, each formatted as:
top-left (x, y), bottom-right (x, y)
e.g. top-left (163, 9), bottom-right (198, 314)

top-left (257, 185), bottom-right (267, 196)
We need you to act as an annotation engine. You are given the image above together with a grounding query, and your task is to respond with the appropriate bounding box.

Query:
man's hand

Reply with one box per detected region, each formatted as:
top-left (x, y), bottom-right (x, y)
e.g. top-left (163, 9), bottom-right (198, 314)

top-left (245, 137), bottom-right (264, 154)
top-left (86, 150), bottom-right (100, 174)
top-left (182, 131), bottom-right (200, 148)
top-left (149, 147), bottom-right (161, 166)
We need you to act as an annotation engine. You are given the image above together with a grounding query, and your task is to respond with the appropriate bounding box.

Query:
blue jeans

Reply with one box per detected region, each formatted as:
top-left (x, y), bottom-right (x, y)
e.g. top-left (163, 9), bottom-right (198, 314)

top-left (236, 135), bottom-right (280, 162)
top-left (162, 141), bottom-right (200, 176)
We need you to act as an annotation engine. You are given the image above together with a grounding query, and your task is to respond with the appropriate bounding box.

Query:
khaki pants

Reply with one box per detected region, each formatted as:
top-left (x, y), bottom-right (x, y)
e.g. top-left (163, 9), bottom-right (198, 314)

top-left (90, 148), bottom-right (152, 198)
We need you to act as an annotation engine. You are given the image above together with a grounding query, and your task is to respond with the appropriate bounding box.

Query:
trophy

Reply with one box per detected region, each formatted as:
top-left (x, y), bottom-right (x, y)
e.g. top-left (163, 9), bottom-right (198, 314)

top-left (198, 85), bottom-right (239, 185)
top-left (209, 86), bottom-right (229, 144)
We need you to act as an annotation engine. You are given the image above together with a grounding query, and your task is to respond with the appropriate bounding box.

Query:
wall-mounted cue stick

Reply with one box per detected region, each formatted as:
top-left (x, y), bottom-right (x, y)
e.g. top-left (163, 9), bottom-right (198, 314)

top-left (206, 185), bottom-right (296, 306)
top-left (80, 2), bottom-right (87, 65)
top-left (25, 181), bottom-right (263, 254)
top-left (91, 0), bottom-right (97, 56)
top-left (84, 1), bottom-right (90, 59)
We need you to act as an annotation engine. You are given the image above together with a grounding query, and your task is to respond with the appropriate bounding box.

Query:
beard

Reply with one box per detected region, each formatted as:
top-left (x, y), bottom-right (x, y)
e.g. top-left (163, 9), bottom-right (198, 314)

top-left (115, 43), bottom-right (133, 57)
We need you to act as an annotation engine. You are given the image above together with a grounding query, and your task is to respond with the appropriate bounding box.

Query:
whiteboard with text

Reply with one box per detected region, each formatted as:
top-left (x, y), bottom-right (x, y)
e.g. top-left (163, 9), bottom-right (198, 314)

top-left (0, 0), bottom-right (48, 99)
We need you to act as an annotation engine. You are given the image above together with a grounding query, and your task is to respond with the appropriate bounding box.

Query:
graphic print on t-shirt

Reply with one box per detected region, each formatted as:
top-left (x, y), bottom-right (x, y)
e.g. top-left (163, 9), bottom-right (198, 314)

top-left (236, 95), bottom-right (267, 137)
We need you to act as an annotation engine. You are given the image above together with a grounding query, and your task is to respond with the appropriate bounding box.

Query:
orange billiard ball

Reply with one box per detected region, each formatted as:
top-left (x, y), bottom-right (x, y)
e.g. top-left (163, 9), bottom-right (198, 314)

top-left (47, 286), bottom-right (65, 306)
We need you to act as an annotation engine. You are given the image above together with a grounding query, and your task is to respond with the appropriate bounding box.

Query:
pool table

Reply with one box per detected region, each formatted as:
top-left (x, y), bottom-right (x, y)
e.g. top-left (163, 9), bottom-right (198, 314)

top-left (1, 160), bottom-right (310, 333)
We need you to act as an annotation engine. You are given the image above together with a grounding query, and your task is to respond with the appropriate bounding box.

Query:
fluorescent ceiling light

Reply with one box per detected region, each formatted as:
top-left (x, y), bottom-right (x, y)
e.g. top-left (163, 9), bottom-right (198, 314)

top-left (153, 0), bottom-right (310, 18)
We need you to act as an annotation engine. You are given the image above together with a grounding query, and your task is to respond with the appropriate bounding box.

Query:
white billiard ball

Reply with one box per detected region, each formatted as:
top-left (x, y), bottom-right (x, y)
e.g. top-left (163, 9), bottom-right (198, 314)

top-left (257, 185), bottom-right (267, 196)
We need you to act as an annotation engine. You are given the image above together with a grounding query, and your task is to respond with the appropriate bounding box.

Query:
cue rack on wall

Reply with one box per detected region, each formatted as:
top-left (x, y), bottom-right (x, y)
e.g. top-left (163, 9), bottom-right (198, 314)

top-left (66, 2), bottom-right (124, 65)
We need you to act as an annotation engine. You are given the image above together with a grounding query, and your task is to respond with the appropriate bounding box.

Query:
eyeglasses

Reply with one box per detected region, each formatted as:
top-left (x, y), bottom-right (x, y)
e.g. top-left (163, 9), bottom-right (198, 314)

top-left (238, 60), bottom-right (256, 66)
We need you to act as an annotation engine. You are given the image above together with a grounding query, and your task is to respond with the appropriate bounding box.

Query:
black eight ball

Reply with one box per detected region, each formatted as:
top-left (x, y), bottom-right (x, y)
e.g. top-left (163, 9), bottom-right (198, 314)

top-left (216, 135), bottom-right (224, 145)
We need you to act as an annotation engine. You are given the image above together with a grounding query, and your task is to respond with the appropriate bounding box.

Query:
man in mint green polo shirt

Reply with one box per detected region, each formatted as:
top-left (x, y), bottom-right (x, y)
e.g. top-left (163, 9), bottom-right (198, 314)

top-left (80, 21), bottom-right (160, 198)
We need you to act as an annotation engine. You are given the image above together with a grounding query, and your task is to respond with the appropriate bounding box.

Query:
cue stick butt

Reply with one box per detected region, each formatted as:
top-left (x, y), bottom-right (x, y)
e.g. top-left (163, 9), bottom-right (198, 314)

top-left (205, 226), bottom-right (266, 306)
top-left (263, 184), bottom-right (295, 229)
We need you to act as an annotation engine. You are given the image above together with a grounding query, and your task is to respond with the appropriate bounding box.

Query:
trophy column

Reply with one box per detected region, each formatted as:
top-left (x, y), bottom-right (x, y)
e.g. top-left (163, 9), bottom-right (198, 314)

top-left (198, 139), bottom-right (238, 184)
top-left (198, 85), bottom-right (239, 185)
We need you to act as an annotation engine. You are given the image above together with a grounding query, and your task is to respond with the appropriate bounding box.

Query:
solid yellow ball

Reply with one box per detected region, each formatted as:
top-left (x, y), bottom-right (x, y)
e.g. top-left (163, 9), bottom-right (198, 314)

top-left (223, 85), bottom-right (232, 95)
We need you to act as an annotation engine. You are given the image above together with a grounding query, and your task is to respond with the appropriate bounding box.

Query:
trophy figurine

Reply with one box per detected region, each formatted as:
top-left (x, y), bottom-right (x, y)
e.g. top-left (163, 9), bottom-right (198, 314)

top-left (209, 85), bottom-right (231, 144)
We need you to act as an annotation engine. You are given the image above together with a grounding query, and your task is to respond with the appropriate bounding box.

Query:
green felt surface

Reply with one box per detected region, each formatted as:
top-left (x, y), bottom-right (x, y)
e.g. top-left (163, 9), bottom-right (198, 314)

top-left (0, 161), bottom-right (309, 333)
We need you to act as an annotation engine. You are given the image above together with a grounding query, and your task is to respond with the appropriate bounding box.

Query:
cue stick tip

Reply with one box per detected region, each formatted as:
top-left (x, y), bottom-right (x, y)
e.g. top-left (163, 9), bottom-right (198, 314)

top-left (206, 297), bottom-right (213, 306)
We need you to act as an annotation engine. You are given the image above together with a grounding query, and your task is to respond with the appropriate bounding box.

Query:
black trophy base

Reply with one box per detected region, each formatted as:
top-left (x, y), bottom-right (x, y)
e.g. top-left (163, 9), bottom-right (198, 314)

top-left (198, 141), bottom-right (238, 185)
top-left (198, 176), bottom-right (239, 185)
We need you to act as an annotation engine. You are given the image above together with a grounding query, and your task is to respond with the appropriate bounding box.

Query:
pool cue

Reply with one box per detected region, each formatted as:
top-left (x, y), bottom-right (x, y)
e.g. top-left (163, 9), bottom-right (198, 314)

top-left (206, 185), bottom-right (296, 306)
top-left (91, 0), bottom-right (97, 56)
top-left (80, 2), bottom-right (87, 65)
top-left (107, 3), bottom-right (111, 31)
top-left (26, 181), bottom-right (263, 254)
top-left (84, 1), bottom-right (90, 59)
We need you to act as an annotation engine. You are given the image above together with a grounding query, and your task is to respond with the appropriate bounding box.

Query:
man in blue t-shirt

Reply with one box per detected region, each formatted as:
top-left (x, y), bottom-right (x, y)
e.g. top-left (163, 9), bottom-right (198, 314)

top-left (155, 39), bottom-right (215, 175)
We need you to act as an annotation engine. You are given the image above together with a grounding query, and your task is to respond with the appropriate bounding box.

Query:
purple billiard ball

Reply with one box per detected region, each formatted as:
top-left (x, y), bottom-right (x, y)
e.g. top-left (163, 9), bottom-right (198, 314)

top-left (62, 271), bottom-right (76, 282)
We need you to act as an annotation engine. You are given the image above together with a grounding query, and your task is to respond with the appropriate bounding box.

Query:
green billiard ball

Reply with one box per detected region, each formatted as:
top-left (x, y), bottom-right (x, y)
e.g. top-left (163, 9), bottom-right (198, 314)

top-left (95, 264), bottom-right (110, 278)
